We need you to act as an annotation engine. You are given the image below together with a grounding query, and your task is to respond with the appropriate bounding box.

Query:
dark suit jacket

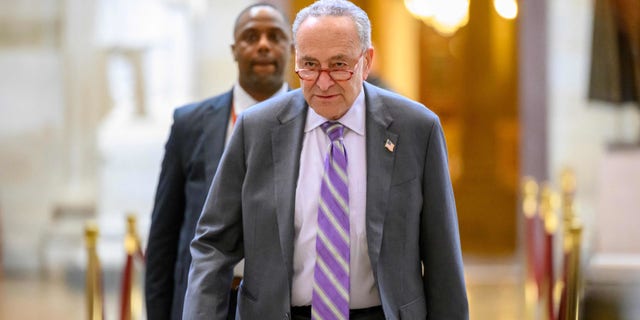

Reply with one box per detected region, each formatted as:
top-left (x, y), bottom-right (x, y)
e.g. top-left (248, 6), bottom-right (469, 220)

top-left (184, 83), bottom-right (469, 320)
top-left (145, 91), bottom-right (232, 320)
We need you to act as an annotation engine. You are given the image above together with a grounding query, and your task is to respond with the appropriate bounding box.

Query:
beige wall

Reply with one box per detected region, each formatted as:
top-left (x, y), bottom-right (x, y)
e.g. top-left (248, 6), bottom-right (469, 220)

top-left (1, 0), bottom-right (638, 276)
top-left (0, 0), bottom-right (252, 274)
top-left (547, 0), bottom-right (640, 256)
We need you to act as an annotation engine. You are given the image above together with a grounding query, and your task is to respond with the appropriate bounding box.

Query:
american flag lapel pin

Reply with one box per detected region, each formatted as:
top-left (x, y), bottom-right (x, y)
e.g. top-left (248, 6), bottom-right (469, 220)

top-left (385, 139), bottom-right (395, 152)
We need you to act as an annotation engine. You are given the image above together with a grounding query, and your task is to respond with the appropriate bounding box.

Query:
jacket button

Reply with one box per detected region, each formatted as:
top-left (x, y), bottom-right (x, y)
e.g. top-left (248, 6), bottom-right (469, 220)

top-left (283, 312), bottom-right (290, 320)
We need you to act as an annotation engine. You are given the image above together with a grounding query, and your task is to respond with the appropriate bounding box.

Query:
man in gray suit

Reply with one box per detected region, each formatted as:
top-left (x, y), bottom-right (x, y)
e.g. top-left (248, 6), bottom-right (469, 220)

top-left (184, 1), bottom-right (468, 319)
top-left (144, 3), bottom-right (293, 320)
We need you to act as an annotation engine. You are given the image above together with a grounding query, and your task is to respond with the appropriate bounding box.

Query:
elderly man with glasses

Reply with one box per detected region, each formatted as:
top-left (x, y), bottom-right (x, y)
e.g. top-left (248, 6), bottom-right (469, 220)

top-left (183, 1), bottom-right (468, 319)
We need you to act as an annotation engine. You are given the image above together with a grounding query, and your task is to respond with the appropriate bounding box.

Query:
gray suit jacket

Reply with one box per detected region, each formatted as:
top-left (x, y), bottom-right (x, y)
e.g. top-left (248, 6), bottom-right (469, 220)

top-left (184, 83), bottom-right (469, 320)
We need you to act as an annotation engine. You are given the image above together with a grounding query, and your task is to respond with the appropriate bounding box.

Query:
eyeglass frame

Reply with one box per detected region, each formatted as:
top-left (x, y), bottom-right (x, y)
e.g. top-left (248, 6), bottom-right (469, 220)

top-left (294, 51), bottom-right (366, 82)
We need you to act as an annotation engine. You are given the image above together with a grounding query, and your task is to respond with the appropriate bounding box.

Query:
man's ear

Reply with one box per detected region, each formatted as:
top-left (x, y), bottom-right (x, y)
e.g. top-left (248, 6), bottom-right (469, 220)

top-left (230, 43), bottom-right (238, 62)
top-left (363, 47), bottom-right (374, 79)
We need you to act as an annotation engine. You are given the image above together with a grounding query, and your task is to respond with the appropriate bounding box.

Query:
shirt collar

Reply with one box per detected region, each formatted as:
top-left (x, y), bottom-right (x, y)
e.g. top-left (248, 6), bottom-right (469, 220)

top-left (305, 88), bottom-right (366, 136)
top-left (233, 82), bottom-right (288, 114)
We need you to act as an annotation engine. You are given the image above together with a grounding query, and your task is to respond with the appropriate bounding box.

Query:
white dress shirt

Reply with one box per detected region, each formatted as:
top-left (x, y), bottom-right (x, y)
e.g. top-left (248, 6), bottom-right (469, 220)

top-left (292, 89), bottom-right (381, 308)
top-left (227, 82), bottom-right (288, 141)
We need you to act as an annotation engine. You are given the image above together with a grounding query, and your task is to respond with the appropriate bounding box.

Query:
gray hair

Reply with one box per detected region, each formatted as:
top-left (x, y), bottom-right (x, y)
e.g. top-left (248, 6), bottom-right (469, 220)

top-left (292, 0), bottom-right (371, 51)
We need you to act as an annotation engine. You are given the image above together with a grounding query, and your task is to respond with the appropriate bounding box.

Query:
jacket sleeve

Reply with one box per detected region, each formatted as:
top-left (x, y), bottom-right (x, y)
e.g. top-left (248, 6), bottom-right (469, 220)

top-left (420, 118), bottom-right (469, 320)
top-left (145, 110), bottom-right (187, 320)
top-left (182, 114), bottom-right (246, 320)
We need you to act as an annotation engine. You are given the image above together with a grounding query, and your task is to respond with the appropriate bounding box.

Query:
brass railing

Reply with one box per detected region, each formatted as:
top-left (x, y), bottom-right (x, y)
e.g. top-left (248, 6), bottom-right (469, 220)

top-left (522, 168), bottom-right (583, 320)
top-left (85, 222), bottom-right (104, 320)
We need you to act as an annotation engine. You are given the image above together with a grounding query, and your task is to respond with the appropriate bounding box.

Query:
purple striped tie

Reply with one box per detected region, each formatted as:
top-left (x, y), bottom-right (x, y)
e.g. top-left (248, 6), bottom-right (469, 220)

top-left (312, 121), bottom-right (350, 320)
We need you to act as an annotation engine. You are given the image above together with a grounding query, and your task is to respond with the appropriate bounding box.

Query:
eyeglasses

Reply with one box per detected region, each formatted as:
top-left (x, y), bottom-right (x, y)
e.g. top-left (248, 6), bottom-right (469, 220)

top-left (295, 52), bottom-right (365, 82)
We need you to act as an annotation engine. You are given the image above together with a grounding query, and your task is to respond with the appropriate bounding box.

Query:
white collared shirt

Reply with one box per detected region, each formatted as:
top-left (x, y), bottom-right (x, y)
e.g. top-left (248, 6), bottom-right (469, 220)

top-left (227, 82), bottom-right (288, 141)
top-left (292, 89), bottom-right (381, 308)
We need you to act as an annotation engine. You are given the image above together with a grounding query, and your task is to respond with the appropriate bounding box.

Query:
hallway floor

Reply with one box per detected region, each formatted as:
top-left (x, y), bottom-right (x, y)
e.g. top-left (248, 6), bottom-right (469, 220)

top-left (1, 260), bottom-right (637, 319)
top-left (0, 260), bottom-right (524, 320)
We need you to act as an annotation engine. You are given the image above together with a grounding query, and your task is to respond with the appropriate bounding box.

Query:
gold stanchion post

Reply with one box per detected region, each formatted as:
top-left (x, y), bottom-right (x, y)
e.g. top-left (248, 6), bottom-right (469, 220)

top-left (522, 176), bottom-right (540, 320)
top-left (121, 213), bottom-right (144, 320)
top-left (565, 222), bottom-right (583, 320)
top-left (85, 222), bottom-right (104, 320)
top-left (540, 183), bottom-right (560, 320)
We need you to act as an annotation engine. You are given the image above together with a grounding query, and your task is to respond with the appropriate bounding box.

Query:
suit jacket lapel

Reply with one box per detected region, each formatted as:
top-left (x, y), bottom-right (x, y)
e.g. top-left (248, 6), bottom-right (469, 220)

top-left (203, 91), bottom-right (233, 186)
top-left (271, 93), bottom-right (308, 285)
top-left (268, 85), bottom-right (395, 283)
top-left (363, 83), bottom-right (397, 269)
